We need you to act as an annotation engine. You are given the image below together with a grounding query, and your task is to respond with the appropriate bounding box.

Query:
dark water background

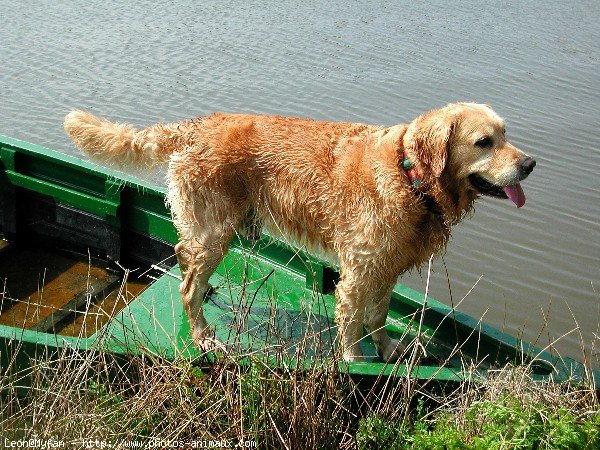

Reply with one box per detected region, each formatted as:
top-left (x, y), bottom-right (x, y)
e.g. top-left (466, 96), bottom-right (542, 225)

top-left (1, 0), bottom-right (599, 363)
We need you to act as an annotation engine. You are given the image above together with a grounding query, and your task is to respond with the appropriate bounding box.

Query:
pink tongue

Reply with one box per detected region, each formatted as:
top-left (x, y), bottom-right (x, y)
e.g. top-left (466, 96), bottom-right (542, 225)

top-left (503, 183), bottom-right (526, 208)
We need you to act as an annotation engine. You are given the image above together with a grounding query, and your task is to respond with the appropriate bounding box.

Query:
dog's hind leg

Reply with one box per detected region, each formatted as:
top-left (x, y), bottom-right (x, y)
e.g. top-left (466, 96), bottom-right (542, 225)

top-left (172, 193), bottom-right (244, 352)
top-left (364, 283), bottom-right (407, 362)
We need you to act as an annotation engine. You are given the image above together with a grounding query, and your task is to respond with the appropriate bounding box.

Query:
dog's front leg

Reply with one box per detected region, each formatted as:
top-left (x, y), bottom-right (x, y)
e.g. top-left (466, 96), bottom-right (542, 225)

top-left (364, 283), bottom-right (407, 362)
top-left (334, 267), bottom-right (371, 362)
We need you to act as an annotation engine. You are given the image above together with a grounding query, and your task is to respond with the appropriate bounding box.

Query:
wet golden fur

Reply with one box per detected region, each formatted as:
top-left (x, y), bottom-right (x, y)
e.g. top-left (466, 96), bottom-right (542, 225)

top-left (64, 103), bottom-right (532, 361)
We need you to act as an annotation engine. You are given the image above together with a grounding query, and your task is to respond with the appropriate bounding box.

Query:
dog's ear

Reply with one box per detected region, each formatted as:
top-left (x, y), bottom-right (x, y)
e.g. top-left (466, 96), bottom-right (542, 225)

top-left (408, 111), bottom-right (455, 178)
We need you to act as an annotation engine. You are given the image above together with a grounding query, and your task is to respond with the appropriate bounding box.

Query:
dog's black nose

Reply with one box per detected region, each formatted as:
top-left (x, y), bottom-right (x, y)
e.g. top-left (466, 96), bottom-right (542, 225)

top-left (521, 157), bottom-right (536, 175)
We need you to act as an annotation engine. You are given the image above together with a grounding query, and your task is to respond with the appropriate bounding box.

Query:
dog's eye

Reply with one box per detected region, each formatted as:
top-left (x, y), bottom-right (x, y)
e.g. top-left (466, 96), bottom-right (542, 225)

top-left (475, 136), bottom-right (493, 148)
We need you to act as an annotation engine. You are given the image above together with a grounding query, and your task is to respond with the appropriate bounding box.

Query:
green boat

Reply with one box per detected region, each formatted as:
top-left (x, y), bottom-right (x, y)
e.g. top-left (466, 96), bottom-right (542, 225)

top-left (0, 134), bottom-right (596, 388)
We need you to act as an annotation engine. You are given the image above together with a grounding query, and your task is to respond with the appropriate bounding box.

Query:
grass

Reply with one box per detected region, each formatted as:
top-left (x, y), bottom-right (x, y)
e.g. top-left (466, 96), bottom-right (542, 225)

top-left (1, 334), bottom-right (598, 449)
top-left (356, 369), bottom-right (599, 449)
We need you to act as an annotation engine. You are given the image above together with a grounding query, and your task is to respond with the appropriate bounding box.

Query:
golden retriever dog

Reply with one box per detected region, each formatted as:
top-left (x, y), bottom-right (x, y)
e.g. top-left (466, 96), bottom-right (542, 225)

top-left (64, 102), bottom-right (535, 362)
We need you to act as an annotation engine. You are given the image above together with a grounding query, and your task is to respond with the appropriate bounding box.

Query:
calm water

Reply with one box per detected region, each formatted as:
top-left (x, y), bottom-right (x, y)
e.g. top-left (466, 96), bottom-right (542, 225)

top-left (2, 0), bottom-right (599, 363)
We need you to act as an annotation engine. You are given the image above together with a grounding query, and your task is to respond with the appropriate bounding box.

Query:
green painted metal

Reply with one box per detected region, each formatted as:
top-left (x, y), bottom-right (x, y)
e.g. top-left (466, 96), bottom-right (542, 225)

top-left (0, 134), bottom-right (597, 389)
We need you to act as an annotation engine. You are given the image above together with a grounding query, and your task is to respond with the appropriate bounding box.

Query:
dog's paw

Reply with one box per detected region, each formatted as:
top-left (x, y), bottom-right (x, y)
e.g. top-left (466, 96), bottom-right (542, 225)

top-left (341, 345), bottom-right (367, 362)
top-left (191, 326), bottom-right (226, 354)
top-left (379, 338), bottom-right (407, 362)
top-left (342, 353), bottom-right (368, 363)
top-left (194, 334), bottom-right (227, 355)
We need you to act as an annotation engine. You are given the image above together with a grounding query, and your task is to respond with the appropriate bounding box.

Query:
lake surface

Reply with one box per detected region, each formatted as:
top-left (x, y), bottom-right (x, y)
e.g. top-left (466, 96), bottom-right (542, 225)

top-left (1, 0), bottom-right (599, 364)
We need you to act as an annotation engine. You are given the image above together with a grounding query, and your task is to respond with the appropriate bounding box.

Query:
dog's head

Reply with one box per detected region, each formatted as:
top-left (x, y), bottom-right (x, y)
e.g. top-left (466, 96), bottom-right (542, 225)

top-left (404, 102), bottom-right (536, 217)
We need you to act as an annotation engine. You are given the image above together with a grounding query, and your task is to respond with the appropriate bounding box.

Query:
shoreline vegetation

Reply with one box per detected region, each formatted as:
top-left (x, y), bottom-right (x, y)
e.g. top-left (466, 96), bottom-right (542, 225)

top-left (1, 326), bottom-right (598, 449)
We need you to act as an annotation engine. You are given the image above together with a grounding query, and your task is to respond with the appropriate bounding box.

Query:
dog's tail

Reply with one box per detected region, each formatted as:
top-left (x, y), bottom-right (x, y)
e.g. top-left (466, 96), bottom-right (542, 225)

top-left (64, 110), bottom-right (178, 169)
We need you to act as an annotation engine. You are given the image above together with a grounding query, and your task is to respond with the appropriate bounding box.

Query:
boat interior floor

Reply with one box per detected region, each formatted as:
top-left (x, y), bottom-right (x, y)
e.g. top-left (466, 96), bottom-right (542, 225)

top-left (0, 240), bottom-right (151, 337)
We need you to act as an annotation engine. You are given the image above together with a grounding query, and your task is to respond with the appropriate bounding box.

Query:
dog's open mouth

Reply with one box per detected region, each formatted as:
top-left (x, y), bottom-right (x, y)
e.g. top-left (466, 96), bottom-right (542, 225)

top-left (468, 174), bottom-right (526, 208)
